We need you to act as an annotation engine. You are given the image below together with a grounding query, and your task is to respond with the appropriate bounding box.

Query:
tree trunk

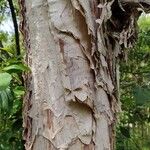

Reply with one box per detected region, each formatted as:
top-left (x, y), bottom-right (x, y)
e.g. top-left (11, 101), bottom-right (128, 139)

top-left (19, 0), bottom-right (150, 149)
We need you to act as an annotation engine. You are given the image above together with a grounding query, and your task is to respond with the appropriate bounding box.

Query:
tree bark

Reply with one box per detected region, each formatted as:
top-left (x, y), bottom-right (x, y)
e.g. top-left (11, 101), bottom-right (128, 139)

top-left (19, 0), bottom-right (150, 150)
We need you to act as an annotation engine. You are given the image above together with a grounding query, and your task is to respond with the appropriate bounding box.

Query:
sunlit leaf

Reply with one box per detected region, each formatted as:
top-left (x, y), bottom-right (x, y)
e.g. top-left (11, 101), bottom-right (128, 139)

top-left (2, 64), bottom-right (30, 73)
top-left (0, 47), bottom-right (14, 55)
top-left (13, 86), bottom-right (25, 98)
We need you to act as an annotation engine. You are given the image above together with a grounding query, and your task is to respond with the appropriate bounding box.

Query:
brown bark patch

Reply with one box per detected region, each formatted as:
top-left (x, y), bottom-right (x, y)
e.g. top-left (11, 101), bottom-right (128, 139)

top-left (46, 109), bottom-right (54, 129)
top-left (43, 109), bottom-right (54, 132)
top-left (59, 38), bottom-right (67, 64)
top-left (84, 143), bottom-right (94, 150)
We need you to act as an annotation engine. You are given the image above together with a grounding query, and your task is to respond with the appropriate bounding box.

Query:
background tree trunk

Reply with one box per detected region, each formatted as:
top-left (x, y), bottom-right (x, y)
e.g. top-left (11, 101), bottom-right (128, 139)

top-left (19, 0), bottom-right (150, 149)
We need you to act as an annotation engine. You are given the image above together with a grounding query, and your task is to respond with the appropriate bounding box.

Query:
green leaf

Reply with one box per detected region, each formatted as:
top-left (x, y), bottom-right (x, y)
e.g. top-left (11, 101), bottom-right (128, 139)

top-left (0, 73), bottom-right (12, 90)
top-left (2, 64), bottom-right (30, 73)
top-left (133, 86), bottom-right (150, 105)
top-left (0, 90), bottom-right (9, 110)
top-left (0, 47), bottom-right (14, 55)
top-left (0, 88), bottom-right (13, 112)
top-left (13, 86), bottom-right (25, 97)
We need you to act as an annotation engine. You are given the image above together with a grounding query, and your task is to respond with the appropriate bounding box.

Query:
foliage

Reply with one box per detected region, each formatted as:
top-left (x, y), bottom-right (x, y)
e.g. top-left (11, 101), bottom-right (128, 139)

top-left (116, 15), bottom-right (150, 150)
top-left (0, 0), bottom-right (7, 23)
top-left (0, 30), bottom-right (29, 149)
top-left (0, 0), bottom-right (29, 148)
top-left (0, 0), bottom-right (28, 148)
top-left (0, 0), bottom-right (19, 23)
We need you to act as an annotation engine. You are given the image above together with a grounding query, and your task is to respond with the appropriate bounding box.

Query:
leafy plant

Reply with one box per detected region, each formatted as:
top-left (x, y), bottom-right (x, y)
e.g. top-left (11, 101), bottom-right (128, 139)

top-left (0, 19), bottom-right (29, 149)
top-left (116, 15), bottom-right (150, 150)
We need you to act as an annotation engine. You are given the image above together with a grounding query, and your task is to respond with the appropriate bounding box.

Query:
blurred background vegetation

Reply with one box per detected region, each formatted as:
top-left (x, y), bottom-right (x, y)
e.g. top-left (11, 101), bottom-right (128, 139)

top-left (0, 0), bottom-right (28, 149)
top-left (116, 15), bottom-right (150, 150)
top-left (0, 0), bottom-right (150, 150)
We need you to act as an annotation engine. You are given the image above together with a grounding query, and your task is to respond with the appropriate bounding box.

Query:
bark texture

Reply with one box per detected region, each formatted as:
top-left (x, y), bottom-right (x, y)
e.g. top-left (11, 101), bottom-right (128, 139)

top-left (19, 0), bottom-right (150, 150)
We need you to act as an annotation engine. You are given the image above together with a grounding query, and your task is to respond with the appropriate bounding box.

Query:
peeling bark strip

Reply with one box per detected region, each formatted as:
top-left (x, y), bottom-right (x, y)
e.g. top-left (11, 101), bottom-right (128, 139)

top-left (19, 0), bottom-right (150, 150)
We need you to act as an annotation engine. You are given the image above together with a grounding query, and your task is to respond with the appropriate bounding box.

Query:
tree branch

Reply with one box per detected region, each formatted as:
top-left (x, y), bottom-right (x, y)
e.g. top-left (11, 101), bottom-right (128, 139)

top-left (7, 0), bottom-right (21, 56)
